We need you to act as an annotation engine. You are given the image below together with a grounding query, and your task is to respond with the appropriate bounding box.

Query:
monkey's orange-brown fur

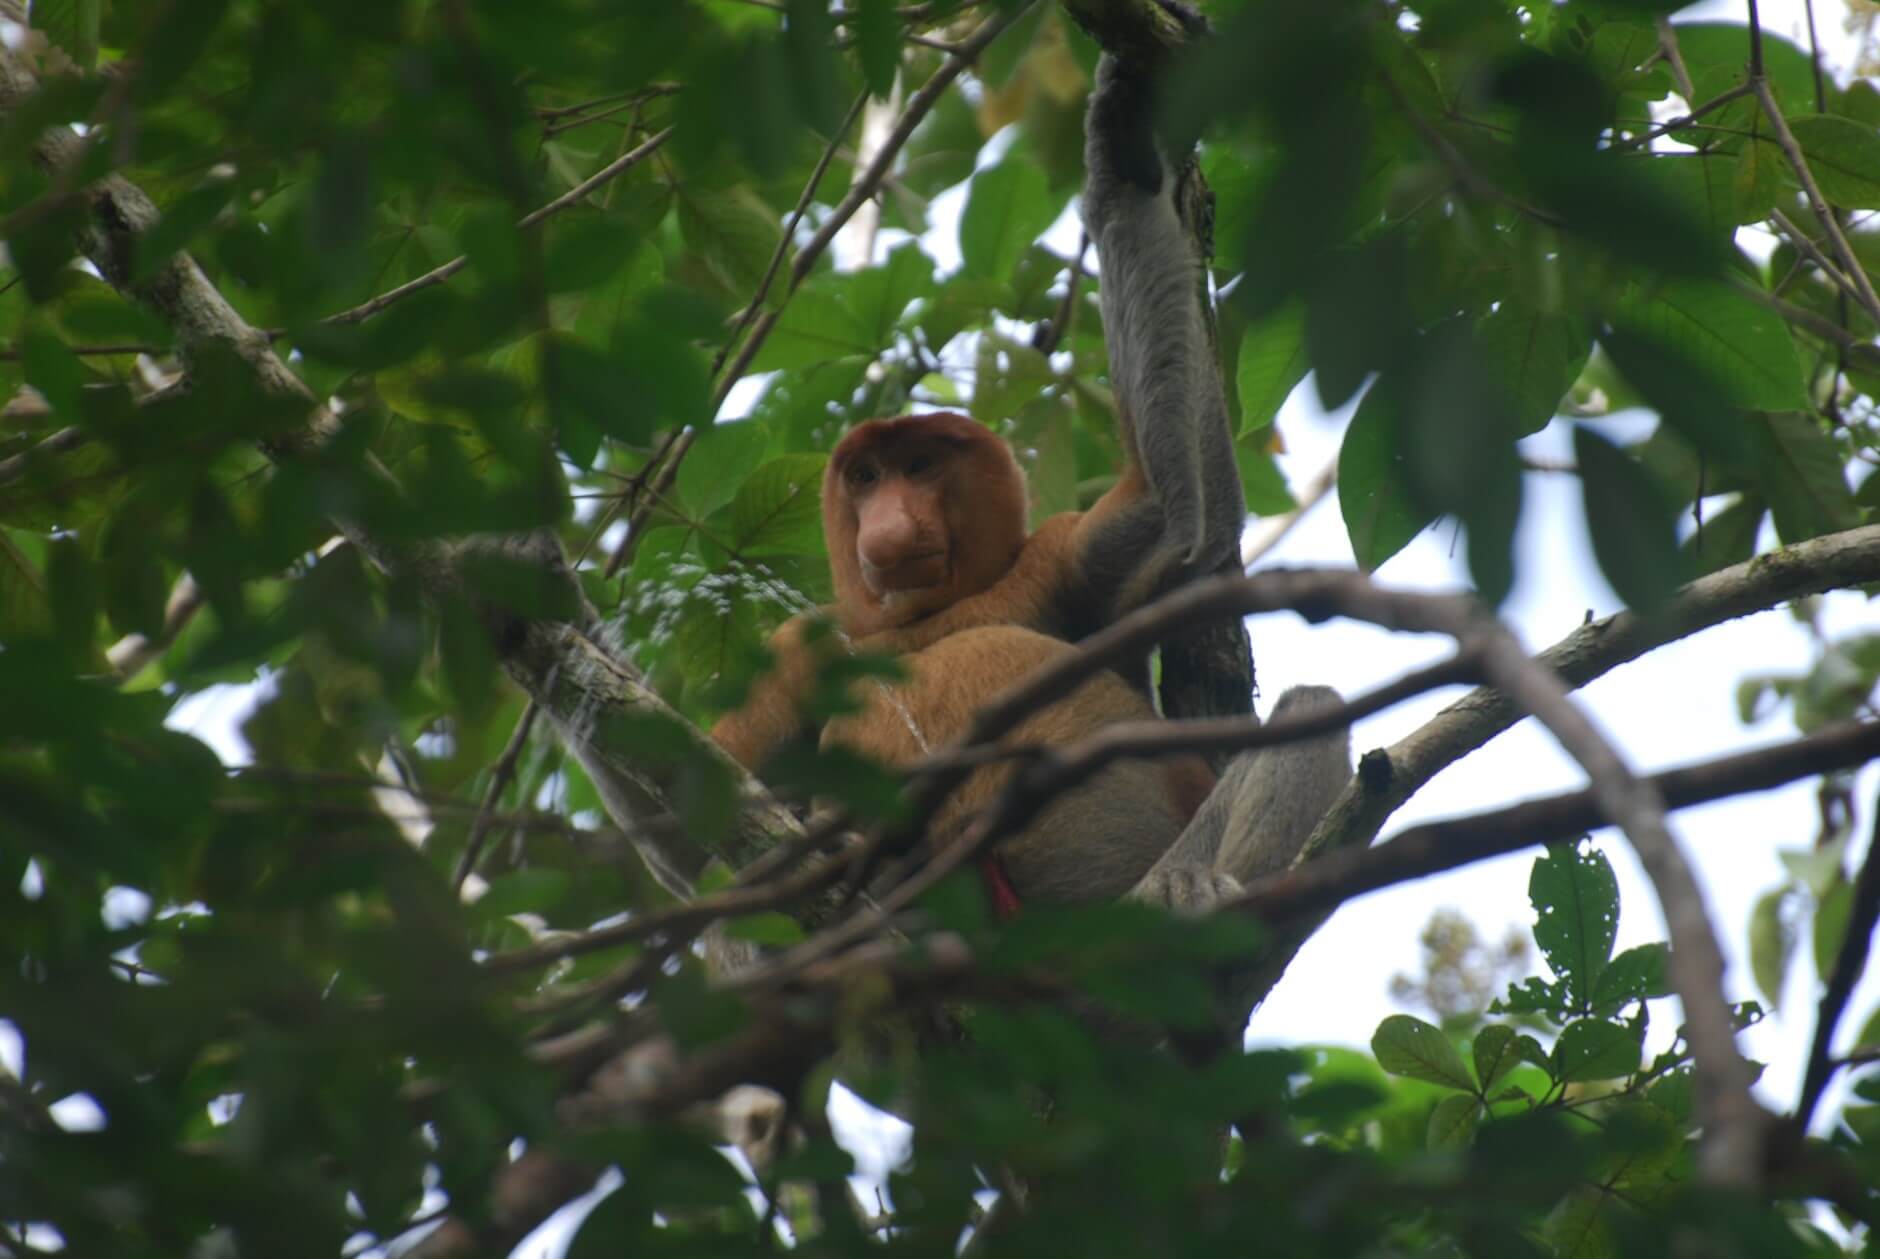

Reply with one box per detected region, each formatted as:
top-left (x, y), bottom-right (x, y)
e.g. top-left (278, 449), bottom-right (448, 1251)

top-left (709, 411), bottom-right (1216, 906)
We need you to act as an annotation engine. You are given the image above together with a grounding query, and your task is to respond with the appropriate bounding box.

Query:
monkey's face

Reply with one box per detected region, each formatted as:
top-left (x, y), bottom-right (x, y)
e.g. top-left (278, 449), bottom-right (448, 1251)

top-left (843, 443), bottom-right (954, 602)
top-left (823, 413), bottom-right (1029, 634)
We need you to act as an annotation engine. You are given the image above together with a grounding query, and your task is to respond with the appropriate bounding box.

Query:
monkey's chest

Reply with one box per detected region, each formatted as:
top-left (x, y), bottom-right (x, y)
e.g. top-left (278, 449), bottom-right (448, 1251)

top-left (821, 625), bottom-right (1152, 765)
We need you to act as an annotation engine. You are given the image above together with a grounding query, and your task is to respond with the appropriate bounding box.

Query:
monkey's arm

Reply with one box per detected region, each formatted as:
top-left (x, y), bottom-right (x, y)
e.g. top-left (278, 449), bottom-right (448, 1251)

top-left (708, 615), bottom-right (823, 770)
top-left (1074, 47), bottom-right (1245, 621)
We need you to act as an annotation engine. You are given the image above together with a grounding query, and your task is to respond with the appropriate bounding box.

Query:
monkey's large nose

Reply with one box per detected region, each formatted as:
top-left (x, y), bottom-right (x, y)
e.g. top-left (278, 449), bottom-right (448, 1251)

top-left (857, 499), bottom-right (921, 570)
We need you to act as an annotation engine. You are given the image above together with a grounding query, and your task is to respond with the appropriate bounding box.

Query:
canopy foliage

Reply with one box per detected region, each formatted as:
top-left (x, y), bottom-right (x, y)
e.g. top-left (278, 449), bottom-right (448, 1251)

top-left (3, 0), bottom-right (1880, 1255)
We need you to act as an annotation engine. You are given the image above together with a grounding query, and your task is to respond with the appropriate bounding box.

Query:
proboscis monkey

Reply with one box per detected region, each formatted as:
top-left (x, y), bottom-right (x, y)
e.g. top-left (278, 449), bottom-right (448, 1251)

top-left (712, 30), bottom-right (1351, 916)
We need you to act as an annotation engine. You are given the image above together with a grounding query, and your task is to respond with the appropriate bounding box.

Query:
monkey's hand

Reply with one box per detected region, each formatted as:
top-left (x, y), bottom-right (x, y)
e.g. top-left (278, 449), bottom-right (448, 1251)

top-left (1128, 863), bottom-right (1244, 916)
top-left (1077, 47), bottom-right (1243, 619)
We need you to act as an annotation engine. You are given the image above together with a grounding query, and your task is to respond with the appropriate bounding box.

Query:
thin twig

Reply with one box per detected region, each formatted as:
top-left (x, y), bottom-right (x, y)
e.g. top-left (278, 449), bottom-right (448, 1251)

top-left (1795, 780), bottom-right (1880, 1131)
top-left (1619, 82), bottom-right (1755, 149)
top-left (105, 573), bottom-right (204, 678)
top-left (0, 424), bottom-right (87, 486)
top-left (452, 699), bottom-right (542, 892)
top-left (1751, 78), bottom-right (1880, 331)
top-left (1733, 279), bottom-right (1880, 365)
top-left (1240, 455), bottom-right (1335, 567)
top-left (601, 427), bottom-right (694, 578)
top-left (1656, 19), bottom-right (1698, 104)
top-left (1770, 206), bottom-right (1872, 314)
top-left (715, 5), bottom-right (1031, 400)
top-left (324, 126), bottom-right (675, 326)
top-left (0, 341), bottom-right (164, 360)
top-left (711, 91), bottom-right (870, 381)
top-left (1032, 233), bottom-right (1088, 356)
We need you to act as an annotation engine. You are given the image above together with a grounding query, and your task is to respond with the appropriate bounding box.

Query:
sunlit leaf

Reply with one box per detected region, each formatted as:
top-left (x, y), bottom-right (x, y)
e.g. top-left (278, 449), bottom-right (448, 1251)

top-left (960, 160), bottom-right (1054, 281)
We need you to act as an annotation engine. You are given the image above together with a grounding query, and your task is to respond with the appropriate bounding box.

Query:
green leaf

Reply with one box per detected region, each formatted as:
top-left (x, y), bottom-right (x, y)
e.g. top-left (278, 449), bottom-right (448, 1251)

top-left (726, 454), bottom-right (827, 557)
top-left (749, 285), bottom-right (877, 372)
top-left (1732, 138), bottom-right (1785, 224)
top-left (1236, 434), bottom-right (1294, 517)
top-left (1338, 379), bottom-right (1434, 571)
top-left (1556, 1019), bottom-right (1642, 1082)
top-left (1778, 836), bottom-right (1847, 899)
top-left (1574, 426), bottom-right (1687, 613)
top-left (678, 186), bottom-right (785, 297)
top-left (848, 243), bottom-right (937, 345)
top-left (1235, 300), bottom-right (1307, 435)
top-left (1813, 876), bottom-right (1856, 983)
top-left (975, 0), bottom-right (1050, 89)
top-left (1786, 115), bottom-right (1880, 209)
top-left (1478, 302), bottom-right (1590, 437)
top-left (1854, 1003), bottom-right (1880, 1051)
top-left (675, 421), bottom-right (772, 520)
top-left (960, 161), bottom-right (1054, 281)
top-left (1612, 281), bottom-right (1808, 412)
top-left (0, 532), bottom-right (50, 642)
top-left (1590, 943), bottom-right (1671, 1014)
top-left (1748, 888), bottom-right (1793, 1011)
top-left (1741, 412), bottom-right (1859, 544)
top-left (473, 869), bottom-right (572, 920)
top-left (1680, 495), bottom-right (1765, 578)
top-left (1371, 1014), bottom-right (1475, 1091)
top-left (852, 0), bottom-right (902, 97)
top-left (543, 336), bottom-right (662, 447)
top-left (1427, 1093), bottom-right (1480, 1150)
top-left (1672, 23), bottom-right (1818, 110)
top-left (36, 0), bottom-right (103, 71)
top-left (1529, 842), bottom-right (1620, 1017)
top-left (1472, 1025), bottom-right (1522, 1092)
top-left (20, 325), bottom-right (85, 420)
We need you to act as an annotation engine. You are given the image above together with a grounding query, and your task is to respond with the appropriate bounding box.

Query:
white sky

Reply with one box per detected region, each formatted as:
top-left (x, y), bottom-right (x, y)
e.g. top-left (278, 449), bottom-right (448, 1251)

top-left (24, 1), bottom-right (1870, 1251)
top-left (1243, 0), bottom-right (1880, 1131)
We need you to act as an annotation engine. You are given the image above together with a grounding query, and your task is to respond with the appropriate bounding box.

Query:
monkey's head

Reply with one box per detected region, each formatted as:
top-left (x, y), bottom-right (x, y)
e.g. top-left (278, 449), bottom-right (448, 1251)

top-left (824, 411), bottom-right (1028, 634)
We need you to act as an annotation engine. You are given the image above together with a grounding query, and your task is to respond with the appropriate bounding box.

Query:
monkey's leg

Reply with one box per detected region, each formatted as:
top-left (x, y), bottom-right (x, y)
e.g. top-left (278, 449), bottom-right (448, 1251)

top-left (1127, 685), bottom-right (1353, 913)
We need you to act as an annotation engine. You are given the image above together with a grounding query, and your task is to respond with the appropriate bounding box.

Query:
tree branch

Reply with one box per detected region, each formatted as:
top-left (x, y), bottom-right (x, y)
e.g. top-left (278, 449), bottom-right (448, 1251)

top-left (1795, 777), bottom-right (1880, 1131)
top-left (1234, 720), bottom-right (1880, 928)
top-left (1302, 524), bottom-right (1880, 870)
top-left (1751, 77), bottom-right (1880, 331)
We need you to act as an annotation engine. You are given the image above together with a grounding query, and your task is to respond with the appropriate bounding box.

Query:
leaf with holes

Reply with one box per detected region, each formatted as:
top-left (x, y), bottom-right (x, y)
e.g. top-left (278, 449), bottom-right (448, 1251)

top-left (1529, 842), bottom-right (1620, 1018)
top-left (1556, 1018), bottom-right (1642, 1083)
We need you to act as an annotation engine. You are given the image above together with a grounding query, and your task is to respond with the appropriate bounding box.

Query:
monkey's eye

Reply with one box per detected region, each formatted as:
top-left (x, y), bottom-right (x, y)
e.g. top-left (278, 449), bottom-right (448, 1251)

top-left (906, 452), bottom-right (934, 477)
top-left (848, 463), bottom-right (879, 487)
